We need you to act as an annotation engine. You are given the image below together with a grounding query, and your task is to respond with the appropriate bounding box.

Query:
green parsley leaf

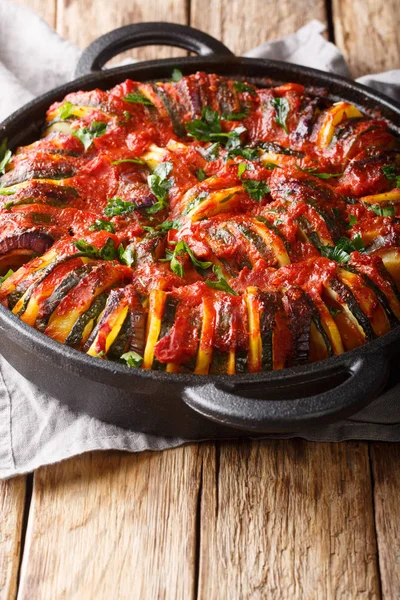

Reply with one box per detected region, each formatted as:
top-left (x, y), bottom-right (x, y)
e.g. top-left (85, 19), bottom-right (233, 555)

top-left (233, 81), bottom-right (256, 96)
top-left (58, 101), bottom-right (75, 120)
top-left (368, 204), bottom-right (395, 217)
top-left (196, 168), bottom-right (207, 181)
top-left (186, 107), bottom-right (246, 148)
top-left (147, 161), bottom-right (174, 214)
top-left (227, 147), bottom-right (259, 161)
top-left (111, 157), bottom-right (146, 166)
top-left (270, 97), bottom-right (290, 134)
top-left (184, 242), bottom-right (212, 271)
top-left (296, 165), bottom-right (343, 179)
top-left (118, 243), bottom-right (135, 266)
top-left (205, 265), bottom-right (238, 295)
top-left (162, 240), bottom-right (212, 277)
top-left (124, 92), bottom-right (154, 106)
top-left (123, 111), bottom-right (131, 120)
top-left (73, 237), bottom-right (118, 261)
top-left (0, 139), bottom-right (12, 176)
top-left (143, 219), bottom-right (180, 234)
top-left (264, 162), bottom-right (280, 170)
top-left (320, 234), bottom-right (365, 264)
top-left (328, 306), bottom-right (341, 317)
top-left (73, 121), bottom-right (107, 151)
top-left (120, 351), bottom-right (143, 368)
top-left (104, 197), bottom-right (136, 217)
top-left (89, 219), bottom-right (115, 233)
top-left (4, 201), bottom-right (14, 210)
top-left (238, 163), bottom-right (247, 178)
top-left (199, 142), bottom-right (220, 161)
top-left (0, 188), bottom-right (16, 196)
top-left (382, 164), bottom-right (400, 188)
top-left (171, 68), bottom-right (183, 82)
top-left (382, 165), bottom-right (397, 180)
top-left (348, 214), bottom-right (358, 226)
top-left (0, 269), bottom-right (14, 285)
top-left (242, 179), bottom-right (270, 201)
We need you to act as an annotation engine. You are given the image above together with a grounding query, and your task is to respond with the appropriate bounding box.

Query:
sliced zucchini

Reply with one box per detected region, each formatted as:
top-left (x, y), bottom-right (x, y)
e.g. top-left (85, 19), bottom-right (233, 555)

top-left (194, 295), bottom-right (215, 375)
top-left (317, 102), bottom-right (364, 147)
top-left (142, 289), bottom-right (167, 369)
top-left (67, 292), bottom-right (107, 348)
top-left (183, 186), bottom-right (242, 221)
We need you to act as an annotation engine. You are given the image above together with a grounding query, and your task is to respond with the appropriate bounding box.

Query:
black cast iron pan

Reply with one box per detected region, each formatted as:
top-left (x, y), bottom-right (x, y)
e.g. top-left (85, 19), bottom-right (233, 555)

top-left (1, 22), bottom-right (400, 438)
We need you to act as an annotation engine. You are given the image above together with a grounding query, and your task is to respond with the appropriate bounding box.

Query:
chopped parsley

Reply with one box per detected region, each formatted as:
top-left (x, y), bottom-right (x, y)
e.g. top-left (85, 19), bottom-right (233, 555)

top-left (348, 214), bottom-right (358, 226)
top-left (0, 269), bottom-right (14, 285)
top-left (196, 168), bottom-right (207, 181)
top-left (270, 97), bottom-right (290, 134)
top-left (233, 81), bottom-right (256, 96)
top-left (296, 165), bottom-right (343, 179)
top-left (104, 197), bottom-right (136, 217)
top-left (147, 161), bottom-right (174, 214)
top-left (238, 163), bottom-right (247, 178)
top-left (89, 219), bottom-right (115, 233)
top-left (143, 219), bottom-right (180, 234)
top-left (74, 237), bottom-right (118, 261)
top-left (171, 68), bottom-right (183, 82)
top-left (227, 147), bottom-right (259, 161)
top-left (242, 179), bottom-right (270, 201)
top-left (162, 240), bottom-right (212, 278)
top-left (320, 234), bottom-right (365, 264)
top-left (120, 351), bottom-right (143, 368)
top-left (186, 107), bottom-right (246, 149)
top-left (205, 265), bottom-right (238, 295)
top-left (58, 101), bottom-right (74, 120)
top-left (0, 139), bottom-right (12, 176)
top-left (118, 243), bottom-right (135, 266)
top-left (73, 121), bottom-right (107, 151)
top-left (328, 306), bottom-right (341, 317)
top-left (368, 204), bottom-right (395, 217)
top-left (382, 164), bottom-right (400, 188)
top-left (123, 92), bottom-right (154, 106)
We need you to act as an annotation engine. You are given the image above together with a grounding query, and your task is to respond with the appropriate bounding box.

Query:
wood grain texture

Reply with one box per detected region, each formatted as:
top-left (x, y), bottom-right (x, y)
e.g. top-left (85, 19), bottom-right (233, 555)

top-left (191, 0), bottom-right (327, 55)
top-left (198, 440), bottom-right (380, 600)
top-left (333, 0), bottom-right (400, 77)
top-left (370, 443), bottom-right (400, 599)
top-left (0, 477), bottom-right (26, 600)
top-left (17, 448), bottom-right (203, 600)
top-left (56, 0), bottom-right (188, 60)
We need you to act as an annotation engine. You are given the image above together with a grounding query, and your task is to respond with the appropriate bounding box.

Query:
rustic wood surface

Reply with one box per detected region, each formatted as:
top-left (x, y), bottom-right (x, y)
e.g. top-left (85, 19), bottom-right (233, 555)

top-left (0, 478), bottom-right (26, 600)
top-left (2, 1), bottom-right (400, 599)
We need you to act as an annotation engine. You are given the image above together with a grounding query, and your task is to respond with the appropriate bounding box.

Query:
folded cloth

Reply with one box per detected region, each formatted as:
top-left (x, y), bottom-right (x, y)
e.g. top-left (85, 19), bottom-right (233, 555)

top-left (1, 1), bottom-right (400, 478)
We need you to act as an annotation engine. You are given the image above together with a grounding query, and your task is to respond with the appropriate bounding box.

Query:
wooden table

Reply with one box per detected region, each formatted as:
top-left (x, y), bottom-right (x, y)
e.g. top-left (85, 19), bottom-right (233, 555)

top-left (1, 1), bottom-right (400, 598)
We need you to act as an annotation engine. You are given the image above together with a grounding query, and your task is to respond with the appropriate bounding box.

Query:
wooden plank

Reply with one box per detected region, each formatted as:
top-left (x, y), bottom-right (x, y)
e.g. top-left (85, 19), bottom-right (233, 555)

top-left (191, 0), bottom-right (327, 55)
top-left (333, 0), bottom-right (400, 77)
top-left (56, 0), bottom-right (189, 60)
top-left (11, 0), bottom-right (56, 28)
top-left (198, 440), bottom-right (380, 599)
top-left (17, 448), bottom-right (204, 600)
top-left (370, 443), bottom-right (400, 599)
top-left (0, 477), bottom-right (26, 600)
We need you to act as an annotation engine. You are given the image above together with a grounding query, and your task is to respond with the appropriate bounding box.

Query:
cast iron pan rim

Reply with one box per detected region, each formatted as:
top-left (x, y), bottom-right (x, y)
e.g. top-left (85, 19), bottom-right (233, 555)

top-left (1, 55), bottom-right (400, 140)
top-left (0, 51), bottom-right (399, 389)
top-left (0, 300), bottom-right (396, 386)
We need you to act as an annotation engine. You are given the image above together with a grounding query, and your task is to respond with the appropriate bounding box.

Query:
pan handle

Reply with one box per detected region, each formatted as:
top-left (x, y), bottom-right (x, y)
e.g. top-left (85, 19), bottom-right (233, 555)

top-left (75, 22), bottom-right (234, 78)
top-left (182, 352), bottom-right (389, 433)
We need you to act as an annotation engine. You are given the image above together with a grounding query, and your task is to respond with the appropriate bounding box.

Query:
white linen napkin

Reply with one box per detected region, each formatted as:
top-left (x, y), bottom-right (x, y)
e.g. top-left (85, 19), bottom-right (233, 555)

top-left (1, 0), bottom-right (400, 478)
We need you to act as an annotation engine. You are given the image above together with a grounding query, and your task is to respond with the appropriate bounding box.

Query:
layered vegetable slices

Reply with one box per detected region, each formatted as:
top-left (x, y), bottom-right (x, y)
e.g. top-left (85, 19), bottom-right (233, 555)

top-left (0, 72), bottom-right (400, 374)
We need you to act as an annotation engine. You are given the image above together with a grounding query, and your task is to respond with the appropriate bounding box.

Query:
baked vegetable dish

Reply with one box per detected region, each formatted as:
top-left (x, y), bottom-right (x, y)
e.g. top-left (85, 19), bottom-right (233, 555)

top-left (1, 72), bottom-right (400, 374)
